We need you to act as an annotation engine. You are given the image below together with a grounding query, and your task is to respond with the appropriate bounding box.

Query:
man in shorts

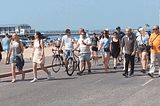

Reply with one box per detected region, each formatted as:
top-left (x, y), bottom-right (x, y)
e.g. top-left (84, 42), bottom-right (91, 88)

top-left (60, 29), bottom-right (74, 67)
top-left (74, 32), bottom-right (92, 75)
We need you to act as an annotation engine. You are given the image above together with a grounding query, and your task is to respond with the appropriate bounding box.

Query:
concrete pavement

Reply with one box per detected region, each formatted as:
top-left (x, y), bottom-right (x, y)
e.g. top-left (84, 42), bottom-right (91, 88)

top-left (1, 57), bottom-right (159, 106)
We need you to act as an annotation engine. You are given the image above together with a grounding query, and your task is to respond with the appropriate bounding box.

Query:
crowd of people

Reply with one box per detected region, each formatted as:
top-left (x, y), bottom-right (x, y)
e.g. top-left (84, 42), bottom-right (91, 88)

top-left (0, 25), bottom-right (160, 83)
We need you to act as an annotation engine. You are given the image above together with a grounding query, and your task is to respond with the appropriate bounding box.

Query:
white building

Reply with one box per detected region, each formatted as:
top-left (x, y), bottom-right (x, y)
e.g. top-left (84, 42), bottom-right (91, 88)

top-left (0, 24), bottom-right (35, 35)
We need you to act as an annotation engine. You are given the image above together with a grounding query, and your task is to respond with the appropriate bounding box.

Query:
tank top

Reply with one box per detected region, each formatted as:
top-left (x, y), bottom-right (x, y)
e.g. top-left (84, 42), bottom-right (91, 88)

top-left (2, 37), bottom-right (10, 50)
top-left (11, 41), bottom-right (21, 58)
top-left (112, 39), bottom-right (120, 50)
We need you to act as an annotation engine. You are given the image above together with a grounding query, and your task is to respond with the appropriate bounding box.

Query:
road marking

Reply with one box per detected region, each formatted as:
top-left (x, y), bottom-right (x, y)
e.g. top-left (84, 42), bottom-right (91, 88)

top-left (90, 77), bottom-right (105, 85)
top-left (141, 79), bottom-right (153, 86)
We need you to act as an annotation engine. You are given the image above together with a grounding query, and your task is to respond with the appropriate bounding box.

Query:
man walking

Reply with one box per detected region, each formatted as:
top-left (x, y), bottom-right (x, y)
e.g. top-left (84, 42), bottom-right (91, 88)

top-left (2, 33), bottom-right (11, 64)
top-left (60, 29), bottom-right (74, 67)
top-left (74, 32), bottom-right (92, 75)
top-left (121, 28), bottom-right (137, 78)
top-left (148, 25), bottom-right (160, 77)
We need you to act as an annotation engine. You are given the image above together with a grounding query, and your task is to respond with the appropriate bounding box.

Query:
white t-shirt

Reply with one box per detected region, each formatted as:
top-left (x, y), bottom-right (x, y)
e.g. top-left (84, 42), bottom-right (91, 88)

top-left (62, 35), bottom-right (74, 50)
top-left (77, 37), bottom-right (92, 53)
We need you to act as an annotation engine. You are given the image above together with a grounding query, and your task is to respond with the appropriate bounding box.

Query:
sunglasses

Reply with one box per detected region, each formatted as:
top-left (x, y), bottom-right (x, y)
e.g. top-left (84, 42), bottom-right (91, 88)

top-left (153, 29), bottom-right (158, 30)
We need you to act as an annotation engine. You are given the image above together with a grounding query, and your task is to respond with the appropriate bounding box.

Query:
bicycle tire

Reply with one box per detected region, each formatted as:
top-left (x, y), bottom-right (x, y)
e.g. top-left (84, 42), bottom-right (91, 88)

top-left (66, 57), bottom-right (75, 76)
top-left (52, 56), bottom-right (61, 73)
top-left (78, 60), bottom-right (85, 73)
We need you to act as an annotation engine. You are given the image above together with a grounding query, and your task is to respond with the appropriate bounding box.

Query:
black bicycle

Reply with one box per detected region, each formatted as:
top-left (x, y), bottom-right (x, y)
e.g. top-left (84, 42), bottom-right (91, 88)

top-left (51, 49), bottom-right (65, 73)
top-left (66, 50), bottom-right (86, 76)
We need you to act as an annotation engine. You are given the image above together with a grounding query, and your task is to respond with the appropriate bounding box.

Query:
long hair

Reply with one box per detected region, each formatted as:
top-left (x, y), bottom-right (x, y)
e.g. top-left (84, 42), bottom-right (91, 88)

top-left (103, 30), bottom-right (109, 38)
top-left (36, 31), bottom-right (42, 40)
top-left (12, 32), bottom-right (19, 42)
top-left (139, 28), bottom-right (148, 38)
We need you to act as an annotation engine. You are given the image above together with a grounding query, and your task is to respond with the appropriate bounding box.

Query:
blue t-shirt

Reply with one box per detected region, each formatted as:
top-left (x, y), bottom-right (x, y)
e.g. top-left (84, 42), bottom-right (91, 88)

top-left (100, 37), bottom-right (112, 49)
top-left (62, 35), bottom-right (74, 50)
top-left (2, 37), bottom-right (10, 50)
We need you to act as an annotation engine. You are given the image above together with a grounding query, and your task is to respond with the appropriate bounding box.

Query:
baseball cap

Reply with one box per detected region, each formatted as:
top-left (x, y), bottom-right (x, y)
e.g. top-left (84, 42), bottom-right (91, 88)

top-left (116, 26), bottom-right (121, 30)
top-left (137, 26), bottom-right (142, 30)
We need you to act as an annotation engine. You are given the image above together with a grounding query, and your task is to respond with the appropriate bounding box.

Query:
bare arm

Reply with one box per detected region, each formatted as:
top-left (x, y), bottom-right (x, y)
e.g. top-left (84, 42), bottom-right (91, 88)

top-left (8, 44), bottom-right (12, 58)
top-left (98, 44), bottom-right (102, 50)
top-left (74, 44), bottom-right (79, 50)
top-left (20, 41), bottom-right (24, 54)
top-left (40, 40), bottom-right (45, 57)
top-left (60, 41), bottom-right (64, 50)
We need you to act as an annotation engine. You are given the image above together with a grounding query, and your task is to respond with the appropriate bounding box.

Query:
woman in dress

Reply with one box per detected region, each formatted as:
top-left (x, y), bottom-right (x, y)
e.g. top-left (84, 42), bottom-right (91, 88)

top-left (112, 32), bottom-right (121, 69)
top-left (8, 32), bottom-right (25, 83)
top-left (30, 32), bottom-right (51, 82)
top-left (98, 30), bottom-right (112, 72)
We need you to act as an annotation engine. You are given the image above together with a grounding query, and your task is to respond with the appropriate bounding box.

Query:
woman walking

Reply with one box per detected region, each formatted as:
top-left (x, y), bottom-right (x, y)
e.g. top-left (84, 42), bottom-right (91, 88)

top-left (112, 32), bottom-right (121, 69)
top-left (8, 32), bottom-right (25, 83)
top-left (98, 30), bottom-right (112, 72)
top-left (30, 32), bottom-right (51, 82)
top-left (136, 28), bottom-right (149, 73)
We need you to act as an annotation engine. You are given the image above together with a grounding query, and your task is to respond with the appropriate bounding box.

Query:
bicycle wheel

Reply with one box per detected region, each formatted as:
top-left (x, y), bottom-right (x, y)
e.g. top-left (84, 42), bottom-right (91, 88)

top-left (52, 56), bottom-right (61, 73)
top-left (78, 60), bottom-right (85, 73)
top-left (66, 57), bottom-right (75, 76)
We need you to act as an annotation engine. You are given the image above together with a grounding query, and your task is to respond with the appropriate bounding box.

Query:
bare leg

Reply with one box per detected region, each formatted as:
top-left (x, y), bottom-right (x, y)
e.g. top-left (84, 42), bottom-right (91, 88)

top-left (11, 64), bottom-right (16, 83)
top-left (19, 70), bottom-right (25, 80)
top-left (87, 61), bottom-right (91, 70)
top-left (40, 64), bottom-right (49, 74)
top-left (80, 61), bottom-right (84, 72)
top-left (33, 63), bottom-right (37, 78)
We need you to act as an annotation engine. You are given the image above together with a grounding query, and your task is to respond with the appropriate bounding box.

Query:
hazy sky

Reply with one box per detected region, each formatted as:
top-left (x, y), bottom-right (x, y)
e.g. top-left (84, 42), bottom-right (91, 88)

top-left (0, 0), bottom-right (160, 31)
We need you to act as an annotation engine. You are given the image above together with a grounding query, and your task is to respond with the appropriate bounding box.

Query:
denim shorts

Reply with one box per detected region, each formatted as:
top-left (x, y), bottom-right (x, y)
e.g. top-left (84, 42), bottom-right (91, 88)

top-left (4, 49), bottom-right (9, 53)
top-left (10, 57), bottom-right (15, 63)
top-left (64, 50), bottom-right (73, 59)
top-left (79, 53), bottom-right (91, 61)
top-left (101, 49), bottom-right (110, 56)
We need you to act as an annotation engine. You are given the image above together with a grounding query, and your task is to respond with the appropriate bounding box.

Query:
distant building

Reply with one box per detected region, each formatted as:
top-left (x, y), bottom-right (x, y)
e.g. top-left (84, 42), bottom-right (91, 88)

top-left (0, 24), bottom-right (35, 35)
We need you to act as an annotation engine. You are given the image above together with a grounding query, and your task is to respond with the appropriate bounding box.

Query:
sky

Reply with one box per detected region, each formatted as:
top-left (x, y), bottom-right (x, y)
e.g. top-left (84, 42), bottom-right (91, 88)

top-left (0, 0), bottom-right (160, 31)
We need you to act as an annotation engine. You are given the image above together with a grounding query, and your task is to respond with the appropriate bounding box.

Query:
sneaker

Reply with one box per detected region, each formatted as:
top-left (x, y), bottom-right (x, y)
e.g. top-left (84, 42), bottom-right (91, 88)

top-left (47, 72), bottom-right (51, 80)
top-left (88, 70), bottom-right (91, 74)
top-left (31, 78), bottom-right (38, 83)
top-left (114, 67), bottom-right (117, 69)
top-left (117, 63), bottom-right (120, 66)
top-left (77, 71), bottom-right (82, 76)
top-left (122, 73), bottom-right (128, 78)
top-left (129, 73), bottom-right (134, 77)
top-left (140, 69), bottom-right (146, 74)
top-left (148, 73), bottom-right (153, 78)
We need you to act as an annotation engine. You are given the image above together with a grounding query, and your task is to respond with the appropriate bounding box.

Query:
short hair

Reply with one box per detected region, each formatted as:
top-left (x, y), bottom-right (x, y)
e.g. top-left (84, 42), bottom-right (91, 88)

top-left (5, 33), bottom-right (9, 36)
top-left (79, 28), bottom-right (84, 32)
top-left (93, 33), bottom-right (96, 35)
top-left (65, 29), bottom-right (70, 34)
top-left (113, 32), bottom-right (117, 35)
top-left (126, 27), bottom-right (132, 31)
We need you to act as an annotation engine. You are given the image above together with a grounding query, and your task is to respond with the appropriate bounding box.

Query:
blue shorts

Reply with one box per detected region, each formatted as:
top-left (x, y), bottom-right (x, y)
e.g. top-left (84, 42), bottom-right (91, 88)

top-left (4, 49), bottom-right (9, 53)
top-left (79, 53), bottom-right (91, 61)
top-left (101, 49), bottom-right (110, 56)
top-left (64, 50), bottom-right (73, 59)
top-left (10, 57), bottom-right (15, 63)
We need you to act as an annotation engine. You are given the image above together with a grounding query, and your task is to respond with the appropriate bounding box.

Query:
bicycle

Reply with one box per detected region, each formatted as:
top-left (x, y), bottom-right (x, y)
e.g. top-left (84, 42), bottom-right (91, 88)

top-left (51, 49), bottom-right (65, 73)
top-left (66, 50), bottom-right (86, 76)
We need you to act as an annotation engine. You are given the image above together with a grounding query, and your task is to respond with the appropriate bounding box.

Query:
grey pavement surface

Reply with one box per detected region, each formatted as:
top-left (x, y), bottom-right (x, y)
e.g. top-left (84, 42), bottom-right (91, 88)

top-left (0, 57), bottom-right (160, 106)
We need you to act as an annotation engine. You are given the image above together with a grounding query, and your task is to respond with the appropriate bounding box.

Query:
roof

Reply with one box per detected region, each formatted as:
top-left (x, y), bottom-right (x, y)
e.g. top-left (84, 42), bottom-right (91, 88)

top-left (0, 24), bottom-right (30, 27)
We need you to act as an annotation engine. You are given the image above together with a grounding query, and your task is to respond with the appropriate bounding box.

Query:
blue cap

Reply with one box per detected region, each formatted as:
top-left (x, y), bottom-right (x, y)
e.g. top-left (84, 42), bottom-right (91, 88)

top-left (137, 26), bottom-right (142, 30)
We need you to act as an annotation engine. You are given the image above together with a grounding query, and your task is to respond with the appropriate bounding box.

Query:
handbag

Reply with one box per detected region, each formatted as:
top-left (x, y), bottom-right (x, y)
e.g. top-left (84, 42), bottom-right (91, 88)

top-left (104, 48), bottom-right (110, 52)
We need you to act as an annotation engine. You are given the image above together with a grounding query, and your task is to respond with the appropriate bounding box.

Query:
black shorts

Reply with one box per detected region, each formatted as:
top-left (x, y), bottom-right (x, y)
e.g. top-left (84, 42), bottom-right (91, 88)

top-left (138, 45), bottom-right (149, 53)
top-left (55, 46), bottom-right (60, 48)
top-left (92, 47), bottom-right (98, 51)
